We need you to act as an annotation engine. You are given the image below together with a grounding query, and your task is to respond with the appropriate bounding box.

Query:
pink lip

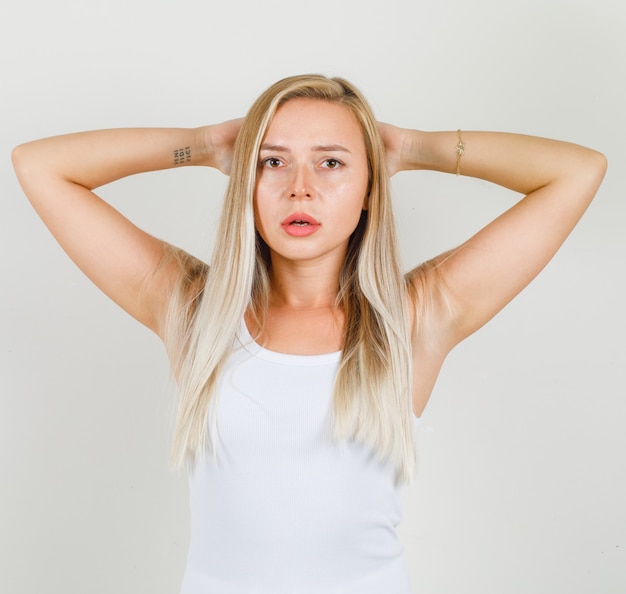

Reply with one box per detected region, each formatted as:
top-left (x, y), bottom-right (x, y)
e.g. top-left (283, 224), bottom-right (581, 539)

top-left (281, 212), bottom-right (321, 237)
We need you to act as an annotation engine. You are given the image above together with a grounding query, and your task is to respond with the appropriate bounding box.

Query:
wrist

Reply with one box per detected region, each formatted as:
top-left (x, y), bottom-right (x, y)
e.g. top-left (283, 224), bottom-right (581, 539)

top-left (403, 129), bottom-right (425, 170)
top-left (412, 131), bottom-right (461, 174)
top-left (197, 119), bottom-right (241, 174)
top-left (194, 126), bottom-right (214, 167)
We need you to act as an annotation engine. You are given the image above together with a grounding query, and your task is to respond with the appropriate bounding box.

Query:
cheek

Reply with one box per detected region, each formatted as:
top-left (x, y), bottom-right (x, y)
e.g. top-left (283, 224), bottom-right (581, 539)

top-left (332, 192), bottom-right (368, 236)
top-left (252, 190), bottom-right (273, 242)
top-left (254, 177), bottom-right (278, 212)
top-left (338, 178), bottom-right (369, 213)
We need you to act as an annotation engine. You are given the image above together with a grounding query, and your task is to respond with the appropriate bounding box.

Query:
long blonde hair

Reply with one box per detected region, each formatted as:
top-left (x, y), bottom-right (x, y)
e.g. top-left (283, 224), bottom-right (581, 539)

top-left (166, 74), bottom-right (417, 483)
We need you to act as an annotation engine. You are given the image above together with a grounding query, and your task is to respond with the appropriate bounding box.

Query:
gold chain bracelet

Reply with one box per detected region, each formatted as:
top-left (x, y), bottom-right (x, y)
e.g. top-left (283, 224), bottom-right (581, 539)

top-left (455, 129), bottom-right (465, 176)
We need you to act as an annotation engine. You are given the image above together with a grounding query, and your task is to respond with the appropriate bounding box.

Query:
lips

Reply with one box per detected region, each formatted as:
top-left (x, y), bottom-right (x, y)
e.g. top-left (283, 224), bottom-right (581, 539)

top-left (281, 212), bottom-right (321, 237)
top-left (281, 213), bottom-right (320, 226)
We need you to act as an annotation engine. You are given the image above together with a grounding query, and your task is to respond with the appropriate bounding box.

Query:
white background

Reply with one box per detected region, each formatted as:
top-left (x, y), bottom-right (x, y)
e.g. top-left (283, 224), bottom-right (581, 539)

top-left (1, 1), bottom-right (624, 592)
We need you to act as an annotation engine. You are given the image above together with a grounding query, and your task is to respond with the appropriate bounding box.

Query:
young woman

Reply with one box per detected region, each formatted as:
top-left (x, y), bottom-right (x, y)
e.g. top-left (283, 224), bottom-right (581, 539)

top-left (12, 75), bottom-right (606, 593)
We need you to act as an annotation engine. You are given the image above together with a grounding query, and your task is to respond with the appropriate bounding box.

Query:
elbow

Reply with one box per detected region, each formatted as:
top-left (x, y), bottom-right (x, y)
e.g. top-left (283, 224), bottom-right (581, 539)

top-left (587, 148), bottom-right (608, 186)
top-left (11, 142), bottom-right (49, 207)
top-left (11, 143), bottom-right (25, 174)
top-left (598, 151), bottom-right (608, 178)
top-left (11, 142), bottom-right (33, 180)
top-left (11, 141), bottom-right (49, 190)
top-left (575, 148), bottom-right (608, 199)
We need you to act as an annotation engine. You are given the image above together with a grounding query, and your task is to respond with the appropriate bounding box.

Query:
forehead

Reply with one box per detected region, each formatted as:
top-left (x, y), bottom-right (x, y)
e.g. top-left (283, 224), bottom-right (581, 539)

top-left (263, 98), bottom-right (365, 147)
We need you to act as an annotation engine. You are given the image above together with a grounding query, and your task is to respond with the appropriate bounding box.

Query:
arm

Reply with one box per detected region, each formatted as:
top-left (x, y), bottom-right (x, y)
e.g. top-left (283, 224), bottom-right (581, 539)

top-left (11, 121), bottom-right (241, 337)
top-left (381, 125), bottom-right (607, 350)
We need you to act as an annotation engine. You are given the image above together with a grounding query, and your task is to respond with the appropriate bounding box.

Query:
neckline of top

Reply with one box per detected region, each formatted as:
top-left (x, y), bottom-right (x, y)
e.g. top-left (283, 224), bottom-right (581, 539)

top-left (237, 321), bottom-right (421, 423)
top-left (238, 320), bottom-right (342, 366)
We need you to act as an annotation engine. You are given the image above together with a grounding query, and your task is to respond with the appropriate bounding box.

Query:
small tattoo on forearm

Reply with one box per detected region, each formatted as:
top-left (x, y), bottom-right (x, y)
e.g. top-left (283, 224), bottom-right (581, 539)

top-left (174, 146), bottom-right (191, 166)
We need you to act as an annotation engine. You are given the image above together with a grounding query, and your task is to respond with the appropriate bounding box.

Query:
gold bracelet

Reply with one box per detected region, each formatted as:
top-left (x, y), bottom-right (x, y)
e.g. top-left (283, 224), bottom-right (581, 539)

top-left (455, 129), bottom-right (465, 176)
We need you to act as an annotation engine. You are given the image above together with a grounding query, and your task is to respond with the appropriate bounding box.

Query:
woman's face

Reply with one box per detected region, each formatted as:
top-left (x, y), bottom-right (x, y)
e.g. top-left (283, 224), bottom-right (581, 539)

top-left (254, 98), bottom-right (369, 267)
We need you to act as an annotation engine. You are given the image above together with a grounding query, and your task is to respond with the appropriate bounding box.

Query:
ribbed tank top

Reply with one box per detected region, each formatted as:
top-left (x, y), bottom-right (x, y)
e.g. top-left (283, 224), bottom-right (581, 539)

top-left (180, 322), bottom-right (416, 594)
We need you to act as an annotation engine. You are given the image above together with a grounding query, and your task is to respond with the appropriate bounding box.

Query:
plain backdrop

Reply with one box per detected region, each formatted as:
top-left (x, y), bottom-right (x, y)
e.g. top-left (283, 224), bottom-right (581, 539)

top-left (1, 1), bottom-right (624, 593)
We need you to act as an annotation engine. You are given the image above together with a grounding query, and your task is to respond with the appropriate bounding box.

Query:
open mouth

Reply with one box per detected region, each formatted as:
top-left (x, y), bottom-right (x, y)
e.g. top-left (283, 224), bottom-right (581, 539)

top-left (281, 213), bottom-right (321, 236)
top-left (282, 213), bottom-right (320, 226)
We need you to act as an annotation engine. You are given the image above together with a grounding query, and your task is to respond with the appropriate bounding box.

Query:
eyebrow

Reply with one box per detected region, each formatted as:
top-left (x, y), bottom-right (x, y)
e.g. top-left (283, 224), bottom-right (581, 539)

top-left (259, 143), bottom-right (352, 154)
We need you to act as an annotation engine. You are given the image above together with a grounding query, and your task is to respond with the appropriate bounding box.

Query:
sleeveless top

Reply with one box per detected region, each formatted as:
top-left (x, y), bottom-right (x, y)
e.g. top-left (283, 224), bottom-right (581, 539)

top-left (179, 322), bottom-right (417, 594)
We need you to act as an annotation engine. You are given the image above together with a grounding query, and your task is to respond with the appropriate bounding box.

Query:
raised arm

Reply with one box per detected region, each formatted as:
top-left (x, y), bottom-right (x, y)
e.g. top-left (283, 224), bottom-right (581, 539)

top-left (11, 121), bottom-right (241, 337)
top-left (381, 125), bottom-right (607, 351)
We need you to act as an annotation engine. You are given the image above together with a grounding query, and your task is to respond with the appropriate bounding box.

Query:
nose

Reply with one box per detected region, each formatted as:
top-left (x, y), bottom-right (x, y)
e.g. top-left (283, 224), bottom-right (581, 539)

top-left (289, 164), bottom-right (313, 199)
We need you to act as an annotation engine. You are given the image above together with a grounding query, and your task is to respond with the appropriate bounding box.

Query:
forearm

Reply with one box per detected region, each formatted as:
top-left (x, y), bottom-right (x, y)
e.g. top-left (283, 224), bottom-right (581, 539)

top-left (401, 130), bottom-right (606, 196)
top-left (12, 127), bottom-right (212, 191)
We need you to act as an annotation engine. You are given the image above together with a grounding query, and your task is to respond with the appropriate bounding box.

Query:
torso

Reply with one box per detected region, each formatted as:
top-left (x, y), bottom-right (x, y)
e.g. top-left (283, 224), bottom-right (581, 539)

top-left (245, 296), bottom-right (447, 418)
top-left (180, 324), bottom-right (415, 594)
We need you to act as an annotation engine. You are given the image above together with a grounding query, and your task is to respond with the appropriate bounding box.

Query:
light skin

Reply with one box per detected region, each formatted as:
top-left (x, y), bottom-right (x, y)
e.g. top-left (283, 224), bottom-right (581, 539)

top-left (251, 99), bottom-right (369, 357)
top-left (11, 98), bottom-right (607, 417)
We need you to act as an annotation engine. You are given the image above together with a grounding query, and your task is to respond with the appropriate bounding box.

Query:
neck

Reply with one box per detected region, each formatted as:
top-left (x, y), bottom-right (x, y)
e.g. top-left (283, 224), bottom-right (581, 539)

top-left (268, 253), bottom-right (343, 310)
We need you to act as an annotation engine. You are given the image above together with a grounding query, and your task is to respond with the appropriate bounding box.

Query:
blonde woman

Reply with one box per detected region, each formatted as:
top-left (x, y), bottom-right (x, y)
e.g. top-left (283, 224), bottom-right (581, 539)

top-left (12, 75), bottom-right (606, 593)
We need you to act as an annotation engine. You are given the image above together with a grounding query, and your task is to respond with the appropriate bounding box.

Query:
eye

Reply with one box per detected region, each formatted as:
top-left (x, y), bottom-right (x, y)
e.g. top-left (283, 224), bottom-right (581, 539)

top-left (322, 158), bottom-right (343, 169)
top-left (261, 157), bottom-right (283, 169)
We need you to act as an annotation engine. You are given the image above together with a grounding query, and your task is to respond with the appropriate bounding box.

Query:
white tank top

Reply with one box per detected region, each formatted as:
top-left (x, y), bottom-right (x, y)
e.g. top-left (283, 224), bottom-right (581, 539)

top-left (180, 322), bottom-right (416, 594)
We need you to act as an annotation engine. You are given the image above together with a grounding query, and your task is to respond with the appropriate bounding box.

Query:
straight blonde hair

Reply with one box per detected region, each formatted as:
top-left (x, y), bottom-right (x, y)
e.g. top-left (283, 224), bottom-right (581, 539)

top-left (165, 75), bottom-right (417, 483)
